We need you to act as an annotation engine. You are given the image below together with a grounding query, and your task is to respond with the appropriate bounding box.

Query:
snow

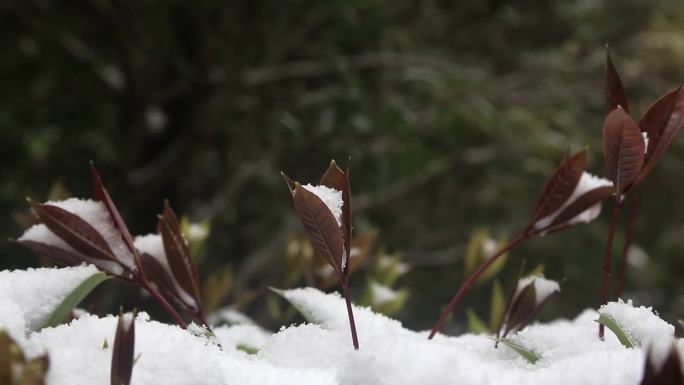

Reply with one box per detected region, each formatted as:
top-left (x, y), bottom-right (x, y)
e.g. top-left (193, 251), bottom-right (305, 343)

top-left (642, 132), bottom-right (649, 154)
top-left (19, 198), bottom-right (135, 272)
top-left (302, 184), bottom-right (343, 226)
top-left (2, 266), bottom-right (682, 385)
top-left (516, 275), bottom-right (560, 305)
top-left (369, 281), bottom-right (400, 305)
top-left (0, 265), bottom-right (99, 336)
top-left (599, 300), bottom-right (674, 346)
top-left (534, 172), bottom-right (613, 230)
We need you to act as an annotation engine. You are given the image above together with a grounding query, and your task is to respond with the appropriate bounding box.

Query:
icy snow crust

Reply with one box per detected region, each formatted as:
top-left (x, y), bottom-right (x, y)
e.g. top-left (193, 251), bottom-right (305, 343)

top-left (2, 268), bottom-right (681, 385)
top-left (599, 299), bottom-right (674, 345)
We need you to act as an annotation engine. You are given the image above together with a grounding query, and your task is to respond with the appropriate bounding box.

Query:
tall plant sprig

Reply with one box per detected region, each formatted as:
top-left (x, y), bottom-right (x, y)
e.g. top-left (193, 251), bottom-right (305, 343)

top-left (599, 47), bottom-right (684, 338)
top-left (17, 164), bottom-right (191, 329)
top-left (428, 148), bottom-right (613, 339)
top-left (282, 160), bottom-right (359, 350)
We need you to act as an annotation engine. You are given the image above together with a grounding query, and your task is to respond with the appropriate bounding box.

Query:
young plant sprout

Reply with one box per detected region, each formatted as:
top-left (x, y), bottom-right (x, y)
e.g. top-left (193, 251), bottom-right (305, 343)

top-left (111, 309), bottom-right (137, 385)
top-left (281, 160), bottom-right (359, 349)
top-left (639, 338), bottom-right (683, 385)
top-left (496, 275), bottom-right (560, 341)
top-left (599, 47), bottom-right (684, 338)
top-left (16, 164), bottom-right (207, 329)
top-left (428, 148), bottom-right (613, 339)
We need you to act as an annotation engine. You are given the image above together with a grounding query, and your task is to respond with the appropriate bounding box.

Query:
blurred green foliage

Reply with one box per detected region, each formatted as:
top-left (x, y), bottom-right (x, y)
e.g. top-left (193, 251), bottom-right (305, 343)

top-left (2, 0), bottom-right (684, 332)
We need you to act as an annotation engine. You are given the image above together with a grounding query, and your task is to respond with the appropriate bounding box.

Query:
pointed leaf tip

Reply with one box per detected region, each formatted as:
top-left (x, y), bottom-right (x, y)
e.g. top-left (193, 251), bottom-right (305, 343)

top-left (606, 47), bottom-right (629, 113)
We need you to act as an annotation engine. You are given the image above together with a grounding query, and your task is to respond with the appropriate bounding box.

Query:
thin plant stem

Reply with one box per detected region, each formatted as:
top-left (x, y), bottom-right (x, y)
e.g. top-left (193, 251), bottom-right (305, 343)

top-left (428, 231), bottom-right (529, 340)
top-left (614, 197), bottom-right (638, 300)
top-left (599, 197), bottom-right (622, 339)
top-left (340, 276), bottom-right (359, 350)
top-left (138, 277), bottom-right (188, 329)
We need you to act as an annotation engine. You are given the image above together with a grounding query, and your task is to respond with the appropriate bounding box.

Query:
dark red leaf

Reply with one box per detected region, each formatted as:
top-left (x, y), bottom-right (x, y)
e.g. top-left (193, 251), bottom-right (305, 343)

top-left (637, 86), bottom-right (684, 183)
top-left (500, 283), bottom-right (537, 338)
top-left (159, 203), bottom-right (202, 314)
top-left (17, 239), bottom-right (131, 280)
top-left (531, 149), bottom-right (587, 223)
top-left (319, 160), bottom-right (353, 272)
top-left (547, 186), bottom-right (614, 229)
top-left (139, 252), bottom-right (189, 310)
top-left (91, 164), bottom-right (140, 270)
top-left (292, 183), bottom-right (345, 275)
top-left (606, 46), bottom-right (629, 113)
top-left (33, 203), bottom-right (118, 263)
top-left (602, 107), bottom-right (645, 193)
top-left (640, 343), bottom-right (684, 385)
top-left (111, 310), bottom-right (136, 385)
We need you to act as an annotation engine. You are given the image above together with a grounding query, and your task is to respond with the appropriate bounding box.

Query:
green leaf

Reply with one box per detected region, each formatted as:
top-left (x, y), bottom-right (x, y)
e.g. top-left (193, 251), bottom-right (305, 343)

top-left (42, 271), bottom-right (110, 329)
top-left (236, 344), bottom-right (259, 355)
top-left (596, 313), bottom-right (635, 348)
top-left (466, 308), bottom-right (489, 334)
top-left (498, 338), bottom-right (541, 364)
top-left (489, 280), bottom-right (505, 332)
top-left (268, 287), bottom-right (315, 324)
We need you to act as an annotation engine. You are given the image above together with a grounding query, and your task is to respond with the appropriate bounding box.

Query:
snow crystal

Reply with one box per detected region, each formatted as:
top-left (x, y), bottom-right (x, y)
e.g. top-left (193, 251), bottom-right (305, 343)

top-left (20, 198), bottom-right (135, 271)
top-left (302, 184), bottom-right (343, 226)
top-left (534, 172), bottom-right (613, 230)
top-left (599, 300), bottom-right (674, 345)
top-left (0, 265), bottom-right (99, 333)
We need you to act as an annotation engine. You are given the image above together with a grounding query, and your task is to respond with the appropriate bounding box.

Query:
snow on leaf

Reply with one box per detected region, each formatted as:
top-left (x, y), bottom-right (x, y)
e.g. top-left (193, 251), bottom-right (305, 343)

top-left (596, 313), bottom-right (635, 348)
top-left (43, 271), bottom-right (110, 329)
top-left (292, 183), bottom-right (345, 274)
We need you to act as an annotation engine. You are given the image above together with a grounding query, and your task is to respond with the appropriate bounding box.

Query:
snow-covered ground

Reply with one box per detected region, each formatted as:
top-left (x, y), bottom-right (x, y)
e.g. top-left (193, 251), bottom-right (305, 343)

top-left (0, 266), bottom-right (681, 385)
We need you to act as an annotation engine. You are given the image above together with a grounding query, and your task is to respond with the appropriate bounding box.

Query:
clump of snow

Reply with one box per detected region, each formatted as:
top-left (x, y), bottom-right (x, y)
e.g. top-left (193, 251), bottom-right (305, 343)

top-left (19, 198), bottom-right (135, 271)
top-left (301, 184), bottom-right (343, 226)
top-left (369, 281), bottom-right (400, 306)
top-left (642, 132), bottom-right (649, 154)
top-left (516, 275), bottom-right (560, 305)
top-left (534, 172), bottom-right (613, 230)
top-left (0, 265), bottom-right (99, 334)
top-left (599, 300), bottom-right (674, 346)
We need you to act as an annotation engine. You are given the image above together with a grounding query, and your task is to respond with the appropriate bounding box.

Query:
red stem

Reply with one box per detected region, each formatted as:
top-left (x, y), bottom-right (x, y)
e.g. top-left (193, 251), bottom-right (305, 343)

top-left (599, 198), bottom-right (622, 339)
top-left (428, 231), bottom-right (529, 340)
top-left (138, 277), bottom-right (188, 329)
top-left (614, 198), bottom-right (638, 300)
top-left (340, 276), bottom-right (359, 350)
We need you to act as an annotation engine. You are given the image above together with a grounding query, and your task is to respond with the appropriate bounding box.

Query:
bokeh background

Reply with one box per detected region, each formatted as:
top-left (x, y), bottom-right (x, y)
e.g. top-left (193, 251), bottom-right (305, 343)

top-left (2, 0), bottom-right (684, 334)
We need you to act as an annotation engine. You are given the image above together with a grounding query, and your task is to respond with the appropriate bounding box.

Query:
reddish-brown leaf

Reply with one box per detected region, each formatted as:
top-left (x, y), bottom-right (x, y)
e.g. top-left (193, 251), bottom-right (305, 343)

top-left (33, 203), bottom-right (118, 262)
top-left (637, 86), bottom-right (684, 183)
top-left (319, 160), bottom-right (353, 271)
top-left (531, 149), bottom-right (587, 223)
top-left (548, 185), bottom-right (614, 229)
top-left (17, 239), bottom-right (130, 279)
top-left (111, 310), bottom-right (136, 385)
top-left (500, 283), bottom-right (537, 338)
top-left (139, 252), bottom-right (190, 311)
top-left (606, 46), bottom-right (629, 113)
top-left (159, 206), bottom-right (202, 314)
top-left (292, 183), bottom-right (345, 275)
top-left (91, 164), bottom-right (140, 270)
top-left (602, 107), bottom-right (645, 193)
